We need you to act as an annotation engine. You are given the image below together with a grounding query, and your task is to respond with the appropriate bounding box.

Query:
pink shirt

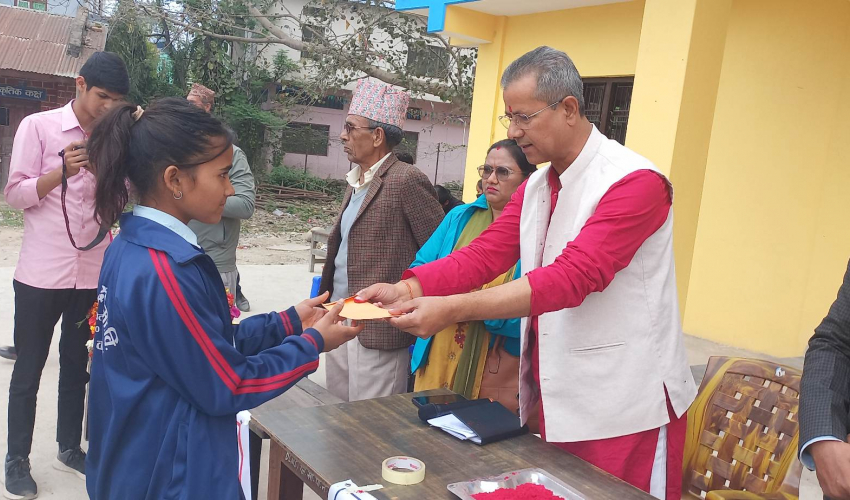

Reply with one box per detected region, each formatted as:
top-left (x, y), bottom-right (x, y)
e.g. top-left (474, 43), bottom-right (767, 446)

top-left (5, 101), bottom-right (107, 290)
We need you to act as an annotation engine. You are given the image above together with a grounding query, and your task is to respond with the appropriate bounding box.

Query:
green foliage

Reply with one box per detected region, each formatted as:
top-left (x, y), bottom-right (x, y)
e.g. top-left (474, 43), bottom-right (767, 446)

top-left (0, 205), bottom-right (24, 228)
top-left (105, 1), bottom-right (182, 104)
top-left (106, 0), bottom-right (300, 172)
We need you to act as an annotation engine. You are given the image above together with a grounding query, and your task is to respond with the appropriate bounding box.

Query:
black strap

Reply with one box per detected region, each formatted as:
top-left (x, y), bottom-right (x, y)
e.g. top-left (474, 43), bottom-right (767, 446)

top-left (59, 149), bottom-right (108, 251)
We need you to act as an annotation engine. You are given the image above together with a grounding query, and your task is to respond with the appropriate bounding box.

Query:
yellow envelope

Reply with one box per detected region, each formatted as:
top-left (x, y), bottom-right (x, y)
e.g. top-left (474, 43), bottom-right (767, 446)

top-left (322, 296), bottom-right (393, 320)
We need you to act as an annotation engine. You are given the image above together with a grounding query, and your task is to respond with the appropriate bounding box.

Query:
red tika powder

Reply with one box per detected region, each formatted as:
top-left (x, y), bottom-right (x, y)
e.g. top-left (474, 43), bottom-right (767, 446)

top-left (472, 483), bottom-right (566, 500)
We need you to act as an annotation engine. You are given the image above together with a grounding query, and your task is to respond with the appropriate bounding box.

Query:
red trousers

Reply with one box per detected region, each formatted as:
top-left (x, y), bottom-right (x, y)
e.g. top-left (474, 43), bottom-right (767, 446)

top-left (540, 396), bottom-right (687, 499)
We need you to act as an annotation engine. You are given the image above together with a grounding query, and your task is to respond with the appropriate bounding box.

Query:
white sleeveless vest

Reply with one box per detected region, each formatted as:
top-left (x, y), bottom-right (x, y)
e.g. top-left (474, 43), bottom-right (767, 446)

top-left (518, 126), bottom-right (696, 442)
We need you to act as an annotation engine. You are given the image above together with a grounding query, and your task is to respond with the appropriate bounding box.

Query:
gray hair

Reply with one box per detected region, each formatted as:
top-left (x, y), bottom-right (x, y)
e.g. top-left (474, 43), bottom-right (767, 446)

top-left (500, 46), bottom-right (586, 115)
top-left (367, 119), bottom-right (403, 148)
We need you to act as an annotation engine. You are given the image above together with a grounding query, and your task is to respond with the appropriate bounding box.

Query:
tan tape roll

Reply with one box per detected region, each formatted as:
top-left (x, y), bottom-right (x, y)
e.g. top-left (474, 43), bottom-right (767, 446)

top-left (381, 456), bottom-right (426, 485)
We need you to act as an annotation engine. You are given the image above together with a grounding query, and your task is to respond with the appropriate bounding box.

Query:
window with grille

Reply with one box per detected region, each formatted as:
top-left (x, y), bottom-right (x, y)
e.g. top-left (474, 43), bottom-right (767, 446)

top-left (582, 77), bottom-right (634, 145)
top-left (406, 44), bottom-right (449, 79)
top-left (394, 131), bottom-right (418, 160)
top-left (281, 123), bottom-right (330, 156)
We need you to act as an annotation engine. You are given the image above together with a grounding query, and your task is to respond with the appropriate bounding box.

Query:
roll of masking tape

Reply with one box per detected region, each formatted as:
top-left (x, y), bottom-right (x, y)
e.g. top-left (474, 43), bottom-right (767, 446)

top-left (381, 456), bottom-right (426, 485)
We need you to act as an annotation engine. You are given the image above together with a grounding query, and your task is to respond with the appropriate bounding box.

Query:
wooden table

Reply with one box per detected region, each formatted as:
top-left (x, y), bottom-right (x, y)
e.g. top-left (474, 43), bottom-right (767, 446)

top-left (252, 389), bottom-right (655, 500)
top-left (251, 379), bottom-right (343, 500)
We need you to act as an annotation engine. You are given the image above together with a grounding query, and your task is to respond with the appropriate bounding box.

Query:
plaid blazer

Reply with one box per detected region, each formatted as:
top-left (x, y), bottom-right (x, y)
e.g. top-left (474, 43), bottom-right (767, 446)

top-left (320, 153), bottom-right (444, 350)
top-left (800, 258), bottom-right (850, 455)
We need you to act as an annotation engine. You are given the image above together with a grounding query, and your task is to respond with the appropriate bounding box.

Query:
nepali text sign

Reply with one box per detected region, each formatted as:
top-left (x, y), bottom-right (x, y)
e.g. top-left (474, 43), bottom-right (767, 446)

top-left (0, 85), bottom-right (47, 101)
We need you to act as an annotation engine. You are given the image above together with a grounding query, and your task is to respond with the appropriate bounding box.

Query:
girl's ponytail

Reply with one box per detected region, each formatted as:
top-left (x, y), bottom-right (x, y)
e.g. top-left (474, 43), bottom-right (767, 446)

top-left (88, 102), bottom-right (137, 227)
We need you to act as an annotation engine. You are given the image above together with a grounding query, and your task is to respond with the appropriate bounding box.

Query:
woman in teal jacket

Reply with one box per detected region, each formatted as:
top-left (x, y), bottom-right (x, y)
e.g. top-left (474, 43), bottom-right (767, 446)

top-left (409, 139), bottom-right (536, 414)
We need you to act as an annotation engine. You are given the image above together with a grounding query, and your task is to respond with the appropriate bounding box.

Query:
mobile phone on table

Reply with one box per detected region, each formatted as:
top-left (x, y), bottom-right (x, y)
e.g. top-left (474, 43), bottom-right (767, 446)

top-left (411, 394), bottom-right (467, 408)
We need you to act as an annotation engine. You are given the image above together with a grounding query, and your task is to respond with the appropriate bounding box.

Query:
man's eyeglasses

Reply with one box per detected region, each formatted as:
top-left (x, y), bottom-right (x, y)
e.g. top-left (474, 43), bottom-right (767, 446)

top-left (478, 165), bottom-right (516, 181)
top-left (498, 98), bottom-right (566, 130)
top-left (343, 122), bottom-right (376, 135)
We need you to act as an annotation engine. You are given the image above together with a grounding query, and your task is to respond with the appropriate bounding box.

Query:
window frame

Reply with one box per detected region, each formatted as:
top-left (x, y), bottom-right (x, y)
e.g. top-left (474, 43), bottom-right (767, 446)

top-left (582, 77), bottom-right (634, 145)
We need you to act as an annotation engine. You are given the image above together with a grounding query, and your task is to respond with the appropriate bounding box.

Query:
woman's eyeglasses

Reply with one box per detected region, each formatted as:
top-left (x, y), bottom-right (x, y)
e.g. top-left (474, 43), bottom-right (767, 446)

top-left (478, 165), bottom-right (515, 181)
top-left (498, 98), bottom-right (566, 130)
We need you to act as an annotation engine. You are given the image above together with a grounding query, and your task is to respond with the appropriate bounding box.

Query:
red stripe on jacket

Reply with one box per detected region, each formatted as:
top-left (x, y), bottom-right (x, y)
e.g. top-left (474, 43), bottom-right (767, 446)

top-left (149, 249), bottom-right (319, 394)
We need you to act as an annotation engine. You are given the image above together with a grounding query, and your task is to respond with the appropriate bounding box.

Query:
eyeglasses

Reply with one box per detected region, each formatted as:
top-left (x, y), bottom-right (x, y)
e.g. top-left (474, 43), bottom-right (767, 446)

top-left (498, 98), bottom-right (566, 130)
top-left (478, 165), bottom-right (516, 181)
top-left (343, 122), bottom-right (376, 135)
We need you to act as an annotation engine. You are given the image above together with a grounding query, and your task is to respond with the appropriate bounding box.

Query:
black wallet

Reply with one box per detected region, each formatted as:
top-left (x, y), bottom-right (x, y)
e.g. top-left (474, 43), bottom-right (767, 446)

top-left (418, 398), bottom-right (527, 445)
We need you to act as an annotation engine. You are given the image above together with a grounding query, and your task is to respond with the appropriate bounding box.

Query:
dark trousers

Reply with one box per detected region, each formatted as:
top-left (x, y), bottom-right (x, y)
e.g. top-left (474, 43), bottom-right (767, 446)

top-left (7, 280), bottom-right (96, 459)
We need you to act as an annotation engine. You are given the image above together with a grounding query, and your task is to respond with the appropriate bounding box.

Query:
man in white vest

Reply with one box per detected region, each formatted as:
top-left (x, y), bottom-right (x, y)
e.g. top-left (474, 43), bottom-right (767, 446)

top-left (358, 46), bottom-right (696, 499)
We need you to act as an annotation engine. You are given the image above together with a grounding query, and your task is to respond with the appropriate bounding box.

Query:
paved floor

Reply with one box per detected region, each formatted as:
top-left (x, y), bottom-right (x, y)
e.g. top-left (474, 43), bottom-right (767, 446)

top-left (0, 264), bottom-right (822, 499)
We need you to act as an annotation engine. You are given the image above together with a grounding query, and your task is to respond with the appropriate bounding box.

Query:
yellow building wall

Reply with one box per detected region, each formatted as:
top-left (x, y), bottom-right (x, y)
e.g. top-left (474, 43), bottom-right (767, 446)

top-left (682, 0), bottom-right (850, 357)
top-left (458, 1), bottom-right (646, 200)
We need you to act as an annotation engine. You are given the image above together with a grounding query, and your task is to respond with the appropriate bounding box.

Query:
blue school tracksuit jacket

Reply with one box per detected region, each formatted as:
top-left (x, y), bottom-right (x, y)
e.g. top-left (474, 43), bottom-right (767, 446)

top-left (86, 213), bottom-right (324, 500)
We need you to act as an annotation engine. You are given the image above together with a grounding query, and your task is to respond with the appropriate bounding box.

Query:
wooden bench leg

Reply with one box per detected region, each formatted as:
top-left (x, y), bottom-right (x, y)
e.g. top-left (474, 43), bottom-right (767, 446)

top-left (268, 440), bottom-right (304, 500)
top-left (281, 459), bottom-right (305, 500)
top-left (250, 431), bottom-right (262, 500)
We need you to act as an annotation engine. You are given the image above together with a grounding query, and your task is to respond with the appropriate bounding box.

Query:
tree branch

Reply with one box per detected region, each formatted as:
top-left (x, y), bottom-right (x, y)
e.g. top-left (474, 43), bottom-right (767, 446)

top-left (246, 4), bottom-right (451, 96)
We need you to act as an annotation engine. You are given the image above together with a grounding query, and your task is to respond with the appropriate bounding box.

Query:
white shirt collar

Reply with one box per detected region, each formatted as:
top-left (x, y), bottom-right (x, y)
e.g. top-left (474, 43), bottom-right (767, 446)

top-left (133, 206), bottom-right (199, 246)
top-left (346, 152), bottom-right (392, 192)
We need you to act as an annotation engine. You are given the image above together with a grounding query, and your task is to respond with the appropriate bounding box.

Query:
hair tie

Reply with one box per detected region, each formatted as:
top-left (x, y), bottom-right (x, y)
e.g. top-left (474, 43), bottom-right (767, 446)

top-left (131, 105), bottom-right (145, 122)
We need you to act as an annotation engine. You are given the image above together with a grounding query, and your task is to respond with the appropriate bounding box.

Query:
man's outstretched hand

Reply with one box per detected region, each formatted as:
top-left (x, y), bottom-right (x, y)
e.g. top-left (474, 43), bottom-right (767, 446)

top-left (355, 281), bottom-right (410, 309)
top-left (386, 296), bottom-right (456, 339)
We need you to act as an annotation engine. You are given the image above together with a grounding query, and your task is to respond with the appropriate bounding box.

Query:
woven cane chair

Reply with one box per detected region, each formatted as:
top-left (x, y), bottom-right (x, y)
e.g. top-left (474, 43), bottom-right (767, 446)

top-left (682, 357), bottom-right (803, 500)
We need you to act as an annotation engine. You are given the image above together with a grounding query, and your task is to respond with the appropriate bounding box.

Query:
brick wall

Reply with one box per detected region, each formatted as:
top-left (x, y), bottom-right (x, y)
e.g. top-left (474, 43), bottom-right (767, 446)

top-left (0, 75), bottom-right (77, 111)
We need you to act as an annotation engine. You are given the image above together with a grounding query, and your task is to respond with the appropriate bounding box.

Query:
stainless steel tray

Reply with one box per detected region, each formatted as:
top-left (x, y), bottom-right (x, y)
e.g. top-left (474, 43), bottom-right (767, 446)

top-left (447, 468), bottom-right (586, 499)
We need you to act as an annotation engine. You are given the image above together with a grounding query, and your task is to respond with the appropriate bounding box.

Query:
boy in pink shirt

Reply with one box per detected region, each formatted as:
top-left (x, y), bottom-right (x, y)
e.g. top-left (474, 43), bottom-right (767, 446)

top-left (3, 52), bottom-right (128, 500)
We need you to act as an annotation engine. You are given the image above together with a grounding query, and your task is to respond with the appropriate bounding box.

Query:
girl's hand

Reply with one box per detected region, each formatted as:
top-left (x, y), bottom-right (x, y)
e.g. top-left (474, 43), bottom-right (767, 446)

top-left (295, 292), bottom-right (329, 329)
top-left (314, 302), bottom-right (364, 352)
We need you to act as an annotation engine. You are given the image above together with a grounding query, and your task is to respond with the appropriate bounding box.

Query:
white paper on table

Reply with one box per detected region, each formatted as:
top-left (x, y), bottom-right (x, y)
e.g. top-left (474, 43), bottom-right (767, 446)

top-left (427, 414), bottom-right (481, 443)
top-left (237, 410), bottom-right (252, 500)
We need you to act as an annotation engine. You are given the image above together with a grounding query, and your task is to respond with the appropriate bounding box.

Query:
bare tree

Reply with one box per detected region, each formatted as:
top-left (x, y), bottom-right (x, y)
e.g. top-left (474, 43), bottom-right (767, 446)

top-left (135, 0), bottom-right (476, 109)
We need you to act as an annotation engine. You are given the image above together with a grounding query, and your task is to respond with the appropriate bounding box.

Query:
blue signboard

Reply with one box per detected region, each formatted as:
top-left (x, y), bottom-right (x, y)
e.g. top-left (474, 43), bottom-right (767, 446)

top-left (0, 84), bottom-right (47, 101)
top-left (395, 0), bottom-right (482, 33)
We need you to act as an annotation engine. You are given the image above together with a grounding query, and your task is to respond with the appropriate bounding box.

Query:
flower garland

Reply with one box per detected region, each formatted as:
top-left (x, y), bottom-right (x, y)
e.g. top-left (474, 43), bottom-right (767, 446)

top-left (225, 288), bottom-right (241, 321)
top-left (84, 300), bottom-right (97, 357)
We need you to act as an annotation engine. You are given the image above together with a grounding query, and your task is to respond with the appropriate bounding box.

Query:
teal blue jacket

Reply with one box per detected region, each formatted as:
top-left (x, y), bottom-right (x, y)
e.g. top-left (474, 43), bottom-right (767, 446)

top-left (409, 195), bottom-right (521, 374)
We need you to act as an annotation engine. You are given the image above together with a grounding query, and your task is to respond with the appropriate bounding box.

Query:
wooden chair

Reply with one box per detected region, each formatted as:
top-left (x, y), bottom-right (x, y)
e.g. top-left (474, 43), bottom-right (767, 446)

top-left (682, 357), bottom-right (803, 500)
top-left (308, 227), bottom-right (330, 273)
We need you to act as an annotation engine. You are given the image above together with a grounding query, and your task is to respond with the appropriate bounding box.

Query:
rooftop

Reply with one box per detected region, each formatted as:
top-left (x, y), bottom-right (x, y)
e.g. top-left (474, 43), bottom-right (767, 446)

top-left (0, 5), bottom-right (107, 78)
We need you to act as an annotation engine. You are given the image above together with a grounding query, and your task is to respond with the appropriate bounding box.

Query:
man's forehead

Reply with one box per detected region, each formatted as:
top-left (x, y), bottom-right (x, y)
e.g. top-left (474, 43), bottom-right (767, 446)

top-left (89, 86), bottom-right (124, 100)
top-left (503, 75), bottom-right (543, 108)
